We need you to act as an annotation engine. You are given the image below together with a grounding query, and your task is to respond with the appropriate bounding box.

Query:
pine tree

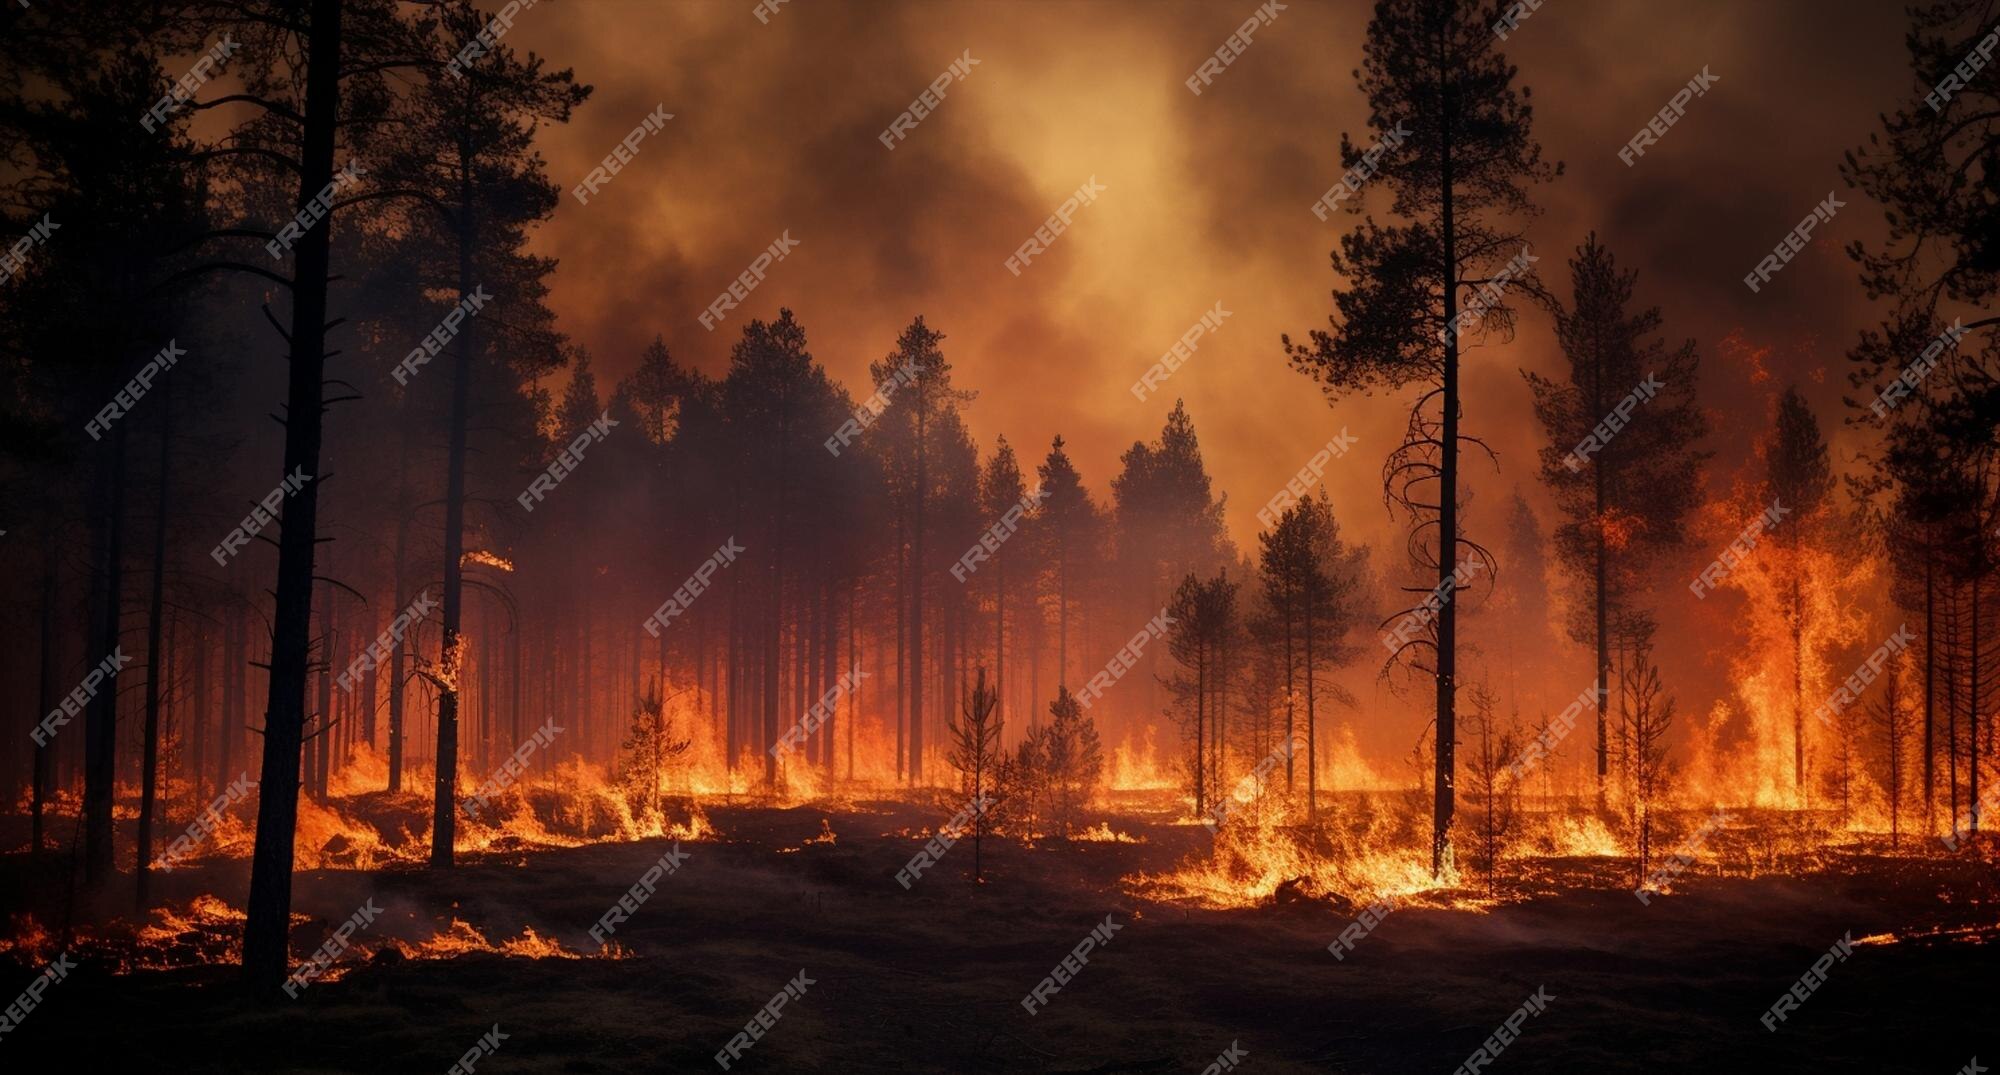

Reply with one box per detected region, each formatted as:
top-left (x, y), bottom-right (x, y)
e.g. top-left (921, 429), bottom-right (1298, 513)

top-left (1525, 236), bottom-right (1707, 794)
top-left (1767, 386), bottom-right (1835, 796)
top-left (947, 666), bottom-right (1004, 881)
top-left (1035, 435), bottom-right (1097, 694)
top-left (1284, 0), bottom-right (1558, 876)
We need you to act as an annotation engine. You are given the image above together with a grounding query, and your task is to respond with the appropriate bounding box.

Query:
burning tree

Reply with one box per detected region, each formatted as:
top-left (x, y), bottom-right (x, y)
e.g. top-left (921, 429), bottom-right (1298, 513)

top-left (615, 679), bottom-right (691, 827)
top-left (1255, 495), bottom-right (1364, 827)
top-left (1284, 0), bottom-right (1559, 876)
top-left (1009, 686), bottom-right (1104, 840)
top-left (1462, 681), bottom-right (1521, 896)
top-left (1164, 570), bottom-right (1240, 817)
top-left (1034, 434), bottom-right (1103, 695)
top-left (1870, 651), bottom-right (1916, 847)
top-left (1768, 386), bottom-right (1836, 797)
top-left (1623, 637), bottom-right (1676, 882)
top-left (1525, 235), bottom-right (1708, 796)
top-left (946, 666), bottom-right (1003, 881)
top-left (1845, 0), bottom-right (2000, 840)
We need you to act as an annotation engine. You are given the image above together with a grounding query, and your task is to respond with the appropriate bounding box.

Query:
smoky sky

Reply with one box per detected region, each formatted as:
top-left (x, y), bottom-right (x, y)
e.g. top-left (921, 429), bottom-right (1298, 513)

top-left (509, 0), bottom-right (1915, 706)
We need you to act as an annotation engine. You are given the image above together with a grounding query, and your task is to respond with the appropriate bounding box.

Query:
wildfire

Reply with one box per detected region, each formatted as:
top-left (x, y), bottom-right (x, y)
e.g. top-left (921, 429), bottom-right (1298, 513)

top-left (461, 549), bottom-right (515, 571)
top-left (1074, 822), bottom-right (1143, 843)
top-left (377, 918), bottom-right (591, 962)
top-left (1109, 726), bottom-right (1176, 791)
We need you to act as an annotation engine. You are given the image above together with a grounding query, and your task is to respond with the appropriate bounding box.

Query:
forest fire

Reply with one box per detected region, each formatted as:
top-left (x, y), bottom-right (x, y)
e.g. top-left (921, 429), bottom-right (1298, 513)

top-left (4, 0), bottom-right (1997, 1069)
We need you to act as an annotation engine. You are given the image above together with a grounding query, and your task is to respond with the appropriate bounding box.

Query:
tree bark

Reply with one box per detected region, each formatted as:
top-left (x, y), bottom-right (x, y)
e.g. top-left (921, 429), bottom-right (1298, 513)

top-left (243, 0), bottom-right (343, 992)
top-left (137, 379), bottom-right (173, 909)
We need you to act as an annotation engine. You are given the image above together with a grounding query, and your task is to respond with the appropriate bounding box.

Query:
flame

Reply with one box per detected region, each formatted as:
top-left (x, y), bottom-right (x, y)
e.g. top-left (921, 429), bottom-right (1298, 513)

top-left (1074, 821), bottom-right (1143, 843)
top-left (379, 919), bottom-right (588, 962)
top-left (1109, 725), bottom-right (1176, 791)
top-left (1681, 484), bottom-right (1878, 813)
top-left (461, 549), bottom-right (515, 571)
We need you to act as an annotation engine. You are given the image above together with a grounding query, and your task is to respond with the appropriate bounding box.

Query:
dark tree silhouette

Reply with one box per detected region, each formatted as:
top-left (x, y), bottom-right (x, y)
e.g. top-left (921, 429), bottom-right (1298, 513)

top-left (1284, 0), bottom-right (1559, 875)
top-left (1525, 235), bottom-right (1707, 795)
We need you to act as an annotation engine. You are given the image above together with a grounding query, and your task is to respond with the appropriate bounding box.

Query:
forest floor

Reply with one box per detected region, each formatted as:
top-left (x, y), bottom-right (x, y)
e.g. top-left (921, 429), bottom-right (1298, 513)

top-left (3, 791), bottom-right (1997, 1073)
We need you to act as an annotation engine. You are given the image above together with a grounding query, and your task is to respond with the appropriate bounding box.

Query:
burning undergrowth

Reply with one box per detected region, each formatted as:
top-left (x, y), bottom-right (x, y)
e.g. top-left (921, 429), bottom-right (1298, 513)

top-left (0, 892), bottom-right (617, 978)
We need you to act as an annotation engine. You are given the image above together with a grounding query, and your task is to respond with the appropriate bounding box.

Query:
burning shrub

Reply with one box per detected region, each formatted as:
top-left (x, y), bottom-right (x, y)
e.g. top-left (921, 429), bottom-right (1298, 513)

top-left (997, 686), bottom-right (1104, 840)
top-left (1462, 682), bottom-right (1523, 895)
top-left (614, 678), bottom-right (693, 827)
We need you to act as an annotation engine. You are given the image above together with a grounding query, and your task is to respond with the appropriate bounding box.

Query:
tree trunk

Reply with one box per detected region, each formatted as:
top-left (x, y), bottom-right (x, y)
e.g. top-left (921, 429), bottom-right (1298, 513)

top-left (1971, 573), bottom-right (1982, 835)
top-left (84, 421), bottom-right (127, 890)
top-left (1924, 553), bottom-right (1935, 833)
top-left (388, 485), bottom-right (410, 792)
top-left (910, 406), bottom-right (927, 783)
top-left (1432, 32), bottom-right (1460, 877)
top-left (429, 193), bottom-right (477, 869)
top-left (137, 382), bottom-right (173, 909)
top-left (242, 0), bottom-right (342, 992)
top-left (33, 519), bottom-right (58, 857)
